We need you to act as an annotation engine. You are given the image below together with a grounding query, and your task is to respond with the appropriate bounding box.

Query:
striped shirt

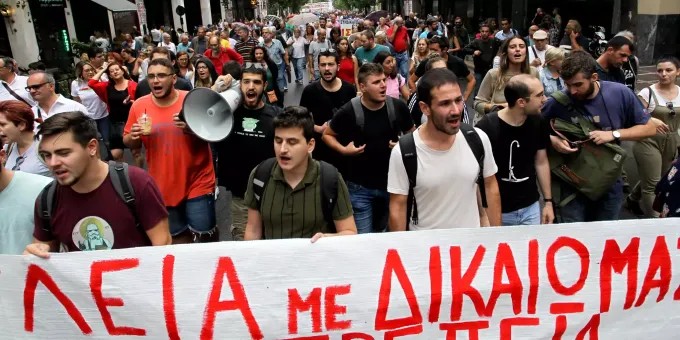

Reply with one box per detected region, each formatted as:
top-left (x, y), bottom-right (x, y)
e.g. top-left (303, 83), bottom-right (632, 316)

top-left (245, 158), bottom-right (353, 239)
top-left (234, 38), bottom-right (259, 63)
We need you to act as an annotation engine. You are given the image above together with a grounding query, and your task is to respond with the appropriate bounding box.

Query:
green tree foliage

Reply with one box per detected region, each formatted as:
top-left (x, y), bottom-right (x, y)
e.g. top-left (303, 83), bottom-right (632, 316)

top-left (332, 0), bottom-right (375, 11)
top-left (268, 0), bottom-right (305, 13)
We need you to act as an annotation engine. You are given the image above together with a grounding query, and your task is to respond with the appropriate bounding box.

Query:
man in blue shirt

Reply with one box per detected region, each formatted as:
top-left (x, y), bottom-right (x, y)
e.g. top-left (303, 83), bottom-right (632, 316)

top-left (354, 30), bottom-right (390, 66)
top-left (541, 50), bottom-right (655, 222)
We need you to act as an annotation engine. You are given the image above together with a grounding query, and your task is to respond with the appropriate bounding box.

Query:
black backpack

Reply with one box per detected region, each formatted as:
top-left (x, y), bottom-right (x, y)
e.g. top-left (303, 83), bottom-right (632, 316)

top-left (351, 96), bottom-right (397, 132)
top-left (37, 161), bottom-right (138, 233)
top-left (251, 158), bottom-right (339, 236)
top-left (399, 124), bottom-right (487, 227)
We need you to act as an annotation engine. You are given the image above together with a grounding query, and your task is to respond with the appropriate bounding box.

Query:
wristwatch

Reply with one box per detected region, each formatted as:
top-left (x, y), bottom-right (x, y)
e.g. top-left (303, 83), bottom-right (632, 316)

top-left (612, 130), bottom-right (621, 140)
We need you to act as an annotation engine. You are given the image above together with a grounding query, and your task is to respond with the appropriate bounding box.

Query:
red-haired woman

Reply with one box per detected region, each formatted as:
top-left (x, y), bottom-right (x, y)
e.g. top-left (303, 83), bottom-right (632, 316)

top-left (88, 62), bottom-right (139, 163)
top-left (0, 100), bottom-right (50, 176)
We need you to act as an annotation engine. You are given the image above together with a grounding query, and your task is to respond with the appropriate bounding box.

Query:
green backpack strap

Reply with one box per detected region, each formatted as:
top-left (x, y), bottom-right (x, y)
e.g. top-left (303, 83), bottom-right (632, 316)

top-left (549, 91), bottom-right (582, 211)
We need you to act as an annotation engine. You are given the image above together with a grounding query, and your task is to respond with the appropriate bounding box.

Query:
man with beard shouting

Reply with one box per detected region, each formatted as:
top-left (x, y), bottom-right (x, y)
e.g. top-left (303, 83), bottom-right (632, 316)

top-left (541, 50), bottom-right (655, 222)
top-left (388, 68), bottom-right (500, 230)
top-left (216, 65), bottom-right (283, 241)
top-left (299, 50), bottom-right (356, 173)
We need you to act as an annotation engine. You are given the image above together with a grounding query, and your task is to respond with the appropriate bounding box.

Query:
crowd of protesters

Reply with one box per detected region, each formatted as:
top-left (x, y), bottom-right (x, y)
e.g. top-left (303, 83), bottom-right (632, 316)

top-left (0, 9), bottom-right (678, 258)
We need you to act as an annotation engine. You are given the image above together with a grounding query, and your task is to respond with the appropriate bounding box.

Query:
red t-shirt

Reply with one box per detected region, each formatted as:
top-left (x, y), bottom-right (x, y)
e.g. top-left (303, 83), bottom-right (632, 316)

top-left (387, 26), bottom-right (409, 53)
top-left (125, 91), bottom-right (215, 207)
top-left (33, 165), bottom-right (167, 252)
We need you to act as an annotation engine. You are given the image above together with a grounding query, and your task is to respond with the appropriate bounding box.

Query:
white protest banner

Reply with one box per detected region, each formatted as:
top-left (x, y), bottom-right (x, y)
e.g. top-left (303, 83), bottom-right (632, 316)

top-left (2, 219), bottom-right (680, 339)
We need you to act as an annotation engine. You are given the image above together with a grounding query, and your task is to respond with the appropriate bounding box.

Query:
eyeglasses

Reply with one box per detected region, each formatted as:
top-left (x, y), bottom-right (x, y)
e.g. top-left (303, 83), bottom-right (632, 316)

top-left (146, 73), bottom-right (171, 81)
top-left (667, 102), bottom-right (676, 118)
top-left (25, 82), bottom-right (48, 91)
top-left (11, 156), bottom-right (25, 171)
top-left (245, 62), bottom-right (265, 69)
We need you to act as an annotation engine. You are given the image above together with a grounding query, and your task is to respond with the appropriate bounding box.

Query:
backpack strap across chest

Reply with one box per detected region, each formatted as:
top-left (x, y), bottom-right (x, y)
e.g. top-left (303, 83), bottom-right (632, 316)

top-left (37, 161), bottom-right (138, 234)
top-left (252, 158), bottom-right (339, 236)
top-left (399, 132), bottom-right (418, 227)
top-left (352, 96), bottom-right (397, 133)
top-left (460, 124), bottom-right (488, 208)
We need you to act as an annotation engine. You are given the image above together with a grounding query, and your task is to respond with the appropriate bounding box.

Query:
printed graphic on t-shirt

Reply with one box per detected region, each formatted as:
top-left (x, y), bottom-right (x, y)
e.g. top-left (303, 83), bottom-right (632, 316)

top-left (72, 216), bottom-right (114, 251)
top-left (243, 118), bottom-right (259, 132)
top-left (501, 140), bottom-right (529, 183)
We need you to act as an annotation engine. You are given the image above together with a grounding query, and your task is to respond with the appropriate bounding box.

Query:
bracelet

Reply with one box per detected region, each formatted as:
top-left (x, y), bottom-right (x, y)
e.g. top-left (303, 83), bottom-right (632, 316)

top-left (543, 198), bottom-right (554, 203)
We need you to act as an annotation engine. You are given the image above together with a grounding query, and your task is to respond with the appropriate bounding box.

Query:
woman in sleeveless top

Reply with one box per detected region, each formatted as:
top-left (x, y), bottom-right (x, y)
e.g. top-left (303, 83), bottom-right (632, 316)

top-left (336, 37), bottom-right (359, 86)
top-left (626, 57), bottom-right (680, 217)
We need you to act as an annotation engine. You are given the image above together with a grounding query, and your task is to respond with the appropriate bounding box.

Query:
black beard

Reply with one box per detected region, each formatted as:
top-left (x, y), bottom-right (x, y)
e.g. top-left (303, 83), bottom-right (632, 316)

top-left (321, 74), bottom-right (337, 84)
top-left (244, 91), bottom-right (265, 109)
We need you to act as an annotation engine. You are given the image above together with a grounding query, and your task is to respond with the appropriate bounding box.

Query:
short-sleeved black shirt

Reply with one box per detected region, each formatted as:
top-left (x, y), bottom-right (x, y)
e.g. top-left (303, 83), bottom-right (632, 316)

top-left (329, 99), bottom-right (414, 190)
top-left (476, 111), bottom-right (551, 212)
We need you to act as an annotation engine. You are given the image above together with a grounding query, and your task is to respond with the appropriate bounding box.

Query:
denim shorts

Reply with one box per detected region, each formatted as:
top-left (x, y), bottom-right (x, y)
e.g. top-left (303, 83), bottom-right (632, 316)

top-left (167, 193), bottom-right (216, 236)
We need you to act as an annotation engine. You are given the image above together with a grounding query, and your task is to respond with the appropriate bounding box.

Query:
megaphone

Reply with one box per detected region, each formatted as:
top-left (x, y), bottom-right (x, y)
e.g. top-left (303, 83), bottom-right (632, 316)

top-left (180, 84), bottom-right (241, 142)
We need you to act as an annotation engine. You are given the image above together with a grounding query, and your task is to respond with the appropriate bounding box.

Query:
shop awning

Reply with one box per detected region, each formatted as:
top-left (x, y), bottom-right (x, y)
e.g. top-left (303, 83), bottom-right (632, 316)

top-left (90, 0), bottom-right (137, 12)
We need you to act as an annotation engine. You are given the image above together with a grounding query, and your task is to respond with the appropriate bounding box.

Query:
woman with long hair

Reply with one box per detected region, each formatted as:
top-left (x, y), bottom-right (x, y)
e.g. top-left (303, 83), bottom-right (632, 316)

top-left (291, 27), bottom-right (308, 84)
top-left (474, 36), bottom-right (539, 117)
top-left (0, 100), bottom-right (50, 176)
top-left (410, 37), bottom-right (431, 76)
top-left (88, 62), bottom-right (138, 163)
top-left (626, 57), bottom-right (680, 217)
top-left (329, 27), bottom-right (342, 48)
top-left (539, 47), bottom-right (566, 97)
top-left (193, 57), bottom-right (219, 88)
top-left (176, 51), bottom-right (194, 81)
top-left (251, 46), bottom-right (284, 107)
top-left (336, 37), bottom-right (359, 86)
top-left (373, 51), bottom-right (409, 99)
top-left (71, 61), bottom-right (110, 144)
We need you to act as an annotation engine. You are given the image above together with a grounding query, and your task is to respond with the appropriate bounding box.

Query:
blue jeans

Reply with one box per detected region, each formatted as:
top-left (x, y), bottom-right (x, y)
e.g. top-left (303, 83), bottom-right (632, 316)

top-left (556, 180), bottom-right (623, 223)
top-left (293, 57), bottom-right (305, 82)
top-left (314, 69), bottom-right (320, 81)
top-left (394, 50), bottom-right (410, 80)
top-left (347, 181), bottom-right (390, 234)
top-left (502, 201), bottom-right (541, 226)
top-left (167, 193), bottom-right (216, 236)
top-left (95, 117), bottom-right (110, 146)
top-left (473, 72), bottom-right (485, 98)
top-left (276, 62), bottom-right (287, 90)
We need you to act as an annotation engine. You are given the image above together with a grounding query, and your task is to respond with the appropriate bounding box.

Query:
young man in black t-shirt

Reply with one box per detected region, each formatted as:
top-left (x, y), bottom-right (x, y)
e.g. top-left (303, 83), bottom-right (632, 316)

top-left (409, 36), bottom-right (476, 102)
top-left (299, 51), bottom-right (357, 173)
top-left (476, 74), bottom-right (554, 226)
top-left (216, 66), bottom-right (283, 241)
top-left (323, 63), bottom-right (415, 234)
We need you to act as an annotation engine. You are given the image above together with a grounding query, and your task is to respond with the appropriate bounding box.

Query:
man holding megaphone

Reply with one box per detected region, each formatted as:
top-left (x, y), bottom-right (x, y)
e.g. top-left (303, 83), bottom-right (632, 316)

top-left (123, 58), bottom-right (217, 244)
top-left (215, 64), bottom-right (283, 241)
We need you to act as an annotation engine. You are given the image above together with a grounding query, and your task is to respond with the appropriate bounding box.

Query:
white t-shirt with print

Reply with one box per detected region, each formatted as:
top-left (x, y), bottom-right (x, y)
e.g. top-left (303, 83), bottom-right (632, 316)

top-left (388, 127), bottom-right (498, 230)
top-left (70, 79), bottom-right (109, 120)
top-left (638, 85), bottom-right (680, 112)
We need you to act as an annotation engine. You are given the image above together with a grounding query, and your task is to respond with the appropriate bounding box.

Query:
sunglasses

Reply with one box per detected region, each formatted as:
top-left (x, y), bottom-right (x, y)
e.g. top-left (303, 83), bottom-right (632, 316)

top-left (11, 155), bottom-right (25, 171)
top-left (245, 62), bottom-right (265, 69)
top-left (667, 102), bottom-right (676, 118)
top-left (25, 82), bottom-right (48, 91)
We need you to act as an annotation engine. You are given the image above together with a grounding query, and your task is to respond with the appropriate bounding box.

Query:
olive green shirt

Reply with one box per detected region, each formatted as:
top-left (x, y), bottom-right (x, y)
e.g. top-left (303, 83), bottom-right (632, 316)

top-left (245, 157), bottom-right (353, 239)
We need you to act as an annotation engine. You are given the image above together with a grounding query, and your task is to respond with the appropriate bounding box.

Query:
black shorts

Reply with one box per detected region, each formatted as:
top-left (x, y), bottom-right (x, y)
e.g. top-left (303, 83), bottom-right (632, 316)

top-left (109, 121), bottom-right (127, 150)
